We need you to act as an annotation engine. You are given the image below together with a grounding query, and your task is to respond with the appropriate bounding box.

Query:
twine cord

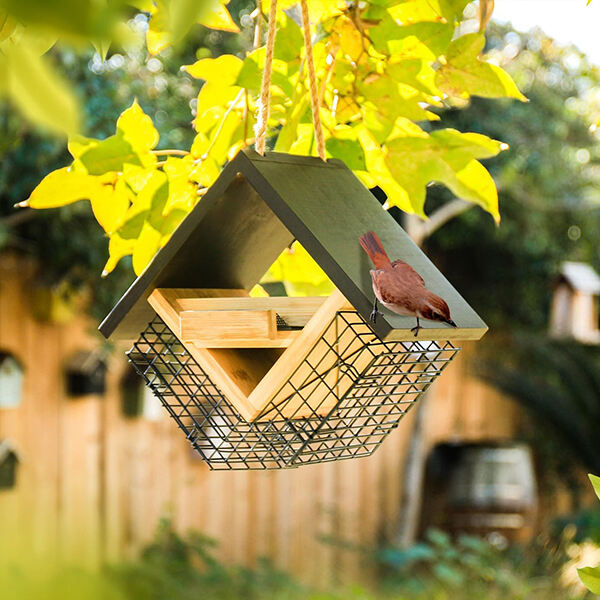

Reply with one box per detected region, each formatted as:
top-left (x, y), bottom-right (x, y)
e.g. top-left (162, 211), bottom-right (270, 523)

top-left (300, 0), bottom-right (325, 161)
top-left (255, 0), bottom-right (278, 155)
top-left (254, 0), bottom-right (325, 160)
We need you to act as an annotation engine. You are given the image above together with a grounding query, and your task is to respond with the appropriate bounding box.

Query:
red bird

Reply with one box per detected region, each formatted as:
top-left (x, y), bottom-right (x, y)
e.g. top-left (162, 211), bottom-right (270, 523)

top-left (359, 231), bottom-right (457, 337)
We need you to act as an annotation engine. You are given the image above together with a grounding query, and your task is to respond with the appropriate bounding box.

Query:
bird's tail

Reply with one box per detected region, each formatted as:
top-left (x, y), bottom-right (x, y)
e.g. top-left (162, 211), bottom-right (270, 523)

top-left (359, 231), bottom-right (391, 269)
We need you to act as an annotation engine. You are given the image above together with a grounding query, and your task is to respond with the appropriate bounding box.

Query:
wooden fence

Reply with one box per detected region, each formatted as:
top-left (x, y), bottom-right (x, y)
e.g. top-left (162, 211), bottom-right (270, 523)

top-left (0, 253), bottom-right (520, 584)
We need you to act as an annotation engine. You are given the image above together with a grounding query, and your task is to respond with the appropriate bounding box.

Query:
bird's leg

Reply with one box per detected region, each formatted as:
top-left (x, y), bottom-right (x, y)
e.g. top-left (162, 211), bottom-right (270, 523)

top-left (410, 317), bottom-right (421, 337)
top-left (370, 298), bottom-right (379, 323)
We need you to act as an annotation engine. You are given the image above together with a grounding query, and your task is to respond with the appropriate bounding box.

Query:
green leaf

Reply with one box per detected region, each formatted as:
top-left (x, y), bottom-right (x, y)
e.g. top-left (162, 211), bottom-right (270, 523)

top-left (235, 50), bottom-right (264, 92)
top-left (117, 210), bottom-right (149, 240)
top-left (169, 0), bottom-right (209, 43)
top-left (326, 137), bottom-right (366, 171)
top-left (92, 38), bottom-right (111, 62)
top-left (4, 42), bottom-right (80, 136)
top-left (437, 33), bottom-right (528, 101)
top-left (386, 59), bottom-right (440, 96)
top-left (274, 12), bottom-right (303, 62)
top-left (385, 128), bottom-right (504, 218)
top-left (590, 474), bottom-right (600, 501)
top-left (78, 135), bottom-right (144, 175)
top-left (370, 16), bottom-right (453, 58)
top-left (0, 0), bottom-right (121, 40)
top-left (358, 75), bottom-right (437, 122)
top-left (578, 566), bottom-right (600, 595)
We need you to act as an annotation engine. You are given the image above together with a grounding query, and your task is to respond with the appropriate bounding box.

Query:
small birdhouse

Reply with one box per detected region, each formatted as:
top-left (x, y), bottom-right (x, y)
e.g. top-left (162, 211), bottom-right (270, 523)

top-left (65, 351), bottom-right (107, 397)
top-left (0, 440), bottom-right (20, 490)
top-left (100, 150), bottom-right (487, 469)
top-left (121, 365), bottom-right (164, 420)
top-left (0, 352), bottom-right (24, 408)
top-left (549, 261), bottom-right (600, 344)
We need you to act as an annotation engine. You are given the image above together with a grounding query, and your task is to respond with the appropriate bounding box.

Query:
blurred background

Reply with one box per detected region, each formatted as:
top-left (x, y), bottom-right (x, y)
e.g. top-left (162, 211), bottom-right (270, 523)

top-left (1, 1), bottom-right (600, 598)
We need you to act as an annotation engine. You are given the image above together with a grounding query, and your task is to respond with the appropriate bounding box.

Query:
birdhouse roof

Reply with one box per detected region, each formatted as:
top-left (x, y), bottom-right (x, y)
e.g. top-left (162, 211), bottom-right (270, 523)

top-left (0, 352), bottom-right (23, 371)
top-left (66, 350), bottom-right (106, 375)
top-left (559, 261), bottom-right (600, 294)
top-left (100, 150), bottom-right (487, 342)
top-left (0, 439), bottom-right (19, 463)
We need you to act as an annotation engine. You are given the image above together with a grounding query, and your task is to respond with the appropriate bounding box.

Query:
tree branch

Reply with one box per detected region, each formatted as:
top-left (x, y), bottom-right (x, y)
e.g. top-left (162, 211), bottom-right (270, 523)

top-left (411, 198), bottom-right (472, 246)
top-left (0, 208), bottom-right (37, 227)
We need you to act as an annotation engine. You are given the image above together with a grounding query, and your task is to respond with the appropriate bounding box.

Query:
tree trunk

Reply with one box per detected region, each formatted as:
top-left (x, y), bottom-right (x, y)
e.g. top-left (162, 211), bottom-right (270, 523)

top-left (394, 212), bottom-right (431, 548)
top-left (395, 391), bottom-right (430, 547)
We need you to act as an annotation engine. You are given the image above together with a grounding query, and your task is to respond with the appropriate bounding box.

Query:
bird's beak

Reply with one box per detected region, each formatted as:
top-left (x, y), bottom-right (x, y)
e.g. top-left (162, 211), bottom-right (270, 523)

top-left (446, 320), bottom-right (457, 328)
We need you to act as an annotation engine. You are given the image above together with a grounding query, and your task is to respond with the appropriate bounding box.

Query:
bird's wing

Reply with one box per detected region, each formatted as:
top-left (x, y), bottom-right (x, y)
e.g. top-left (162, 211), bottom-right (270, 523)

top-left (391, 259), bottom-right (425, 287)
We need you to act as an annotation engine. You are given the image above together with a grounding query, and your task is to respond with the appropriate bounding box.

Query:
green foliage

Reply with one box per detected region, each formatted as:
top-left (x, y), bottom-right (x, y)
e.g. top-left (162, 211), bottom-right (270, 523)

top-left (425, 23), bottom-right (600, 331)
top-left (110, 518), bottom-right (308, 600)
top-left (577, 475), bottom-right (600, 595)
top-left (13, 0), bottom-right (524, 277)
top-left (375, 528), bottom-right (549, 598)
top-left (0, 518), bottom-right (579, 599)
top-left (482, 335), bottom-right (600, 475)
top-left (0, 27), bottom-right (228, 317)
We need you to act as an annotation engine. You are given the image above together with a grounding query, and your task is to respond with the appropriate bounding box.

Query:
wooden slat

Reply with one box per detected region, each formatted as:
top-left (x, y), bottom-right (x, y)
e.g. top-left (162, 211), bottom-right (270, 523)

top-left (180, 310), bottom-right (277, 344)
top-left (174, 295), bottom-right (327, 328)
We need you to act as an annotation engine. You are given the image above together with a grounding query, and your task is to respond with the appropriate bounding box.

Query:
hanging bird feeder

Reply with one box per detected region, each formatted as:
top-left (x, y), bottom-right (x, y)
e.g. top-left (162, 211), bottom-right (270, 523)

top-left (100, 150), bottom-right (487, 469)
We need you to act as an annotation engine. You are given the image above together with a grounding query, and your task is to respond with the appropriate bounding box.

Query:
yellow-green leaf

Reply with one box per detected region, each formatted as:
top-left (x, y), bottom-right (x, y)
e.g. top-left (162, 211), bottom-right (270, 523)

top-left (385, 128), bottom-right (504, 216)
top-left (436, 33), bottom-right (527, 101)
top-left (78, 135), bottom-right (145, 175)
top-left (116, 100), bottom-right (159, 153)
top-left (198, 1), bottom-right (240, 33)
top-left (90, 180), bottom-right (131, 234)
top-left (263, 242), bottom-right (334, 297)
top-left (578, 566), bottom-right (600, 595)
top-left (102, 233), bottom-right (134, 276)
top-left (26, 167), bottom-right (101, 208)
top-left (5, 42), bottom-right (80, 136)
top-left (0, 12), bottom-right (17, 42)
top-left (590, 474), bottom-right (600, 501)
top-left (184, 54), bottom-right (243, 84)
top-left (132, 221), bottom-right (162, 275)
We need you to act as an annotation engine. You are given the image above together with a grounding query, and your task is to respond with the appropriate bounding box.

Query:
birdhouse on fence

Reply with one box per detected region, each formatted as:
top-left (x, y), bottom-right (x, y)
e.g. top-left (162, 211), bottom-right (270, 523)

top-left (100, 150), bottom-right (487, 469)
top-left (65, 351), bottom-right (107, 397)
top-left (549, 261), bottom-right (600, 344)
top-left (0, 439), bottom-right (20, 490)
top-left (0, 352), bottom-right (24, 408)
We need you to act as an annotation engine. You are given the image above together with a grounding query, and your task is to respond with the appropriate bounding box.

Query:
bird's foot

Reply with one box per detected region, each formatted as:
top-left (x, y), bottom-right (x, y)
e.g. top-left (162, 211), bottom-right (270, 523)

top-left (410, 325), bottom-right (422, 337)
top-left (370, 309), bottom-right (383, 323)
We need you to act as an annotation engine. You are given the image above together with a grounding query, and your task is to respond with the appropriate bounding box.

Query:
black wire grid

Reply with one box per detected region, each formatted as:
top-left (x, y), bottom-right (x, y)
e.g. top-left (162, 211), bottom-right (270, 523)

top-left (127, 311), bottom-right (459, 470)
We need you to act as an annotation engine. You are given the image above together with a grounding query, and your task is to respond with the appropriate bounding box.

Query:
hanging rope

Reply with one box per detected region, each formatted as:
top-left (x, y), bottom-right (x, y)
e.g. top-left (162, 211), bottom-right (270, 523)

top-left (300, 0), bottom-right (326, 161)
top-left (253, 0), bottom-right (263, 50)
top-left (255, 0), bottom-right (277, 155)
top-left (254, 0), bottom-right (325, 160)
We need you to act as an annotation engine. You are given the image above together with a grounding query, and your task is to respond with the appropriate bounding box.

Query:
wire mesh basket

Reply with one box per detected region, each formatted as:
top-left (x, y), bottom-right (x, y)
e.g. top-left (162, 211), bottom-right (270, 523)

top-left (128, 310), bottom-right (460, 469)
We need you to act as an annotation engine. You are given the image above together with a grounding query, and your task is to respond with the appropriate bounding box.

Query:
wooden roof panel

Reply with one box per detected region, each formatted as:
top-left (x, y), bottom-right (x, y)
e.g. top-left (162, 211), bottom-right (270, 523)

top-left (100, 149), bottom-right (487, 341)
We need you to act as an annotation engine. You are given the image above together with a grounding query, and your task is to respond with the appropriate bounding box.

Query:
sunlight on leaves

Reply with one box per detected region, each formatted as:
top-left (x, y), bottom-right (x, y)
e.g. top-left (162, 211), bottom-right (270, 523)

top-left (20, 0), bottom-right (527, 282)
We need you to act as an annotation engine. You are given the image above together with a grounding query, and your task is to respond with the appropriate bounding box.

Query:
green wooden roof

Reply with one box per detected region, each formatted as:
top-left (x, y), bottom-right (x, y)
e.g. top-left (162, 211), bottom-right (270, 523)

top-left (99, 149), bottom-right (487, 341)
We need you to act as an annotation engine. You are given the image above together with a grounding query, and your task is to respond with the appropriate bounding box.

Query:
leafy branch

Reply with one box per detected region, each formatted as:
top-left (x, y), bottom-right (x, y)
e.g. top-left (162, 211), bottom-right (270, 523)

top-left (6, 0), bottom-right (526, 279)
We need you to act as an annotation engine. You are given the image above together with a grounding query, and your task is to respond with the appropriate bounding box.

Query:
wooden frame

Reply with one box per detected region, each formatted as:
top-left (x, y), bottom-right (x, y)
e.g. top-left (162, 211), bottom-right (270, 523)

top-left (147, 288), bottom-right (350, 421)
